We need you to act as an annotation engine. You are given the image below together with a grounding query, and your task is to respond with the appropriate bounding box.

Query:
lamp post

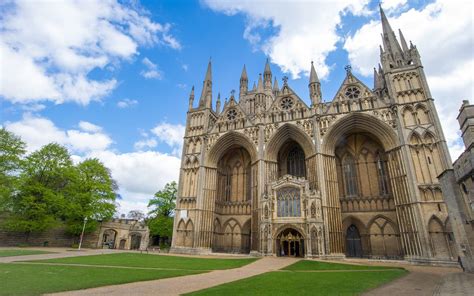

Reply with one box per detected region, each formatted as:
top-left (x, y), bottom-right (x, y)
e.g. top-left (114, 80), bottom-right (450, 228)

top-left (78, 217), bottom-right (88, 251)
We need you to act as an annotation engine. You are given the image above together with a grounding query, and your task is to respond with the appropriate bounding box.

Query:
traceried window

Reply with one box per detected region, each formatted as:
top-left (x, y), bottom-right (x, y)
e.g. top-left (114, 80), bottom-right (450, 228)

top-left (376, 153), bottom-right (390, 196)
top-left (345, 86), bottom-right (361, 99)
top-left (277, 187), bottom-right (301, 217)
top-left (287, 146), bottom-right (306, 177)
top-left (280, 97), bottom-right (294, 110)
top-left (343, 155), bottom-right (358, 197)
top-left (227, 109), bottom-right (237, 120)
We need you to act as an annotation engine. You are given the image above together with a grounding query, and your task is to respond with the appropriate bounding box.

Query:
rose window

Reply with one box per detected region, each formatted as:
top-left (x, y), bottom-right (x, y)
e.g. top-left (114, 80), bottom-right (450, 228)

top-left (227, 109), bottom-right (238, 120)
top-left (345, 86), bottom-right (361, 99)
top-left (280, 97), bottom-right (294, 110)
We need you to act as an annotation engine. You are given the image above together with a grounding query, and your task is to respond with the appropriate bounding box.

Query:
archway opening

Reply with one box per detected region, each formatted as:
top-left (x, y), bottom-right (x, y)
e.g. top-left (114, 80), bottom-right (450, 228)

top-left (278, 140), bottom-right (306, 178)
top-left (102, 229), bottom-right (117, 249)
top-left (276, 228), bottom-right (305, 257)
top-left (216, 146), bottom-right (252, 203)
top-left (130, 233), bottom-right (142, 250)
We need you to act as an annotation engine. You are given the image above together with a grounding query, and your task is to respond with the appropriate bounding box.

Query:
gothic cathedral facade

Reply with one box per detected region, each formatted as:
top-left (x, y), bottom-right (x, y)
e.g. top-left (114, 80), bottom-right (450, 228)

top-left (171, 7), bottom-right (456, 263)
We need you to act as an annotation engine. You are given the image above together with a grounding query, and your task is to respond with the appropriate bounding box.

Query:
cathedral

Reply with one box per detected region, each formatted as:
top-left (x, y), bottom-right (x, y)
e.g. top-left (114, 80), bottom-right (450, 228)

top-left (171, 6), bottom-right (457, 263)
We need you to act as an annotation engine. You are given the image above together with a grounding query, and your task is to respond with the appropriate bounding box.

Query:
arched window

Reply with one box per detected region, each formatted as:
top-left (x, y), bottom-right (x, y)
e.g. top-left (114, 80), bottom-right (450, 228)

top-left (376, 153), bottom-right (390, 196)
top-left (277, 187), bottom-right (301, 217)
top-left (343, 155), bottom-right (358, 197)
top-left (287, 146), bottom-right (306, 177)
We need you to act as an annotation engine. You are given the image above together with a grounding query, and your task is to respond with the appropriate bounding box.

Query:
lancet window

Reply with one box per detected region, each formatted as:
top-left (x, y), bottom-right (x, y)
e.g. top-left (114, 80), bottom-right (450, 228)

top-left (376, 153), bottom-right (390, 196)
top-left (343, 155), bottom-right (358, 197)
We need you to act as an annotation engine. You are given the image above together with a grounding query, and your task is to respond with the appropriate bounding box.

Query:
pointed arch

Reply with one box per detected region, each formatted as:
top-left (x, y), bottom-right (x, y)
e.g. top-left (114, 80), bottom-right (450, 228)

top-left (322, 113), bottom-right (398, 155)
top-left (205, 131), bottom-right (257, 167)
top-left (409, 132), bottom-right (422, 145)
top-left (428, 215), bottom-right (451, 259)
top-left (265, 123), bottom-right (315, 161)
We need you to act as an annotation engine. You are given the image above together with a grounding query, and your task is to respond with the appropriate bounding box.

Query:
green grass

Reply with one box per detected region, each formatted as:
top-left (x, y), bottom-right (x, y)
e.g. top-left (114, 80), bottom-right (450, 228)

top-left (0, 263), bottom-right (203, 296)
top-left (186, 270), bottom-right (407, 296)
top-left (0, 249), bottom-right (53, 257)
top-left (283, 260), bottom-right (402, 271)
top-left (31, 253), bottom-right (258, 270)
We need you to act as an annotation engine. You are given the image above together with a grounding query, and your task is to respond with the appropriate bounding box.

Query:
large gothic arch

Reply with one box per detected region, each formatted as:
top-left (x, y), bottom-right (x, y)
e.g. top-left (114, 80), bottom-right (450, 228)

top-left (205, 131), bottom-right (257, 167)
top-left (322, 112), bottom-right (398, 155)
top-left (265, 123), bottom-right (315, 161)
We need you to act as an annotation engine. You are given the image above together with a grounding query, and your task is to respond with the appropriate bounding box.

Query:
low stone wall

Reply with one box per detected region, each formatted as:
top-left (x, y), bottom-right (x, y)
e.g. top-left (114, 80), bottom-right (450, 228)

top-left (0, 226), bottom-right (99, 248)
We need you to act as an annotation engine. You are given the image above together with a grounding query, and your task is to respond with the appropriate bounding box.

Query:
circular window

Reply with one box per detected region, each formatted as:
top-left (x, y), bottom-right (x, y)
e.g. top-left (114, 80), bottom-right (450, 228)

top-left (227, 109), bottom-right (238, 120)
top-left (345, 86), bottom-right (361, 99)
top-left (280, 97), bottom-right (294, 110)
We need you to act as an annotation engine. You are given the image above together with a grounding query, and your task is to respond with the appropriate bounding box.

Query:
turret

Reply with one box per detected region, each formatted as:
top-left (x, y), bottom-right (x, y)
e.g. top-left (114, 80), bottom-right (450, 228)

top-left (264, 58), bottom-right (272, 90)
top-left (188, 86), bottom-right (195, 110)
top-left (273, 77), bottom-right (280, 96)
top-left (216, 93), bottom-right (221, 114)
top-left (308, 61), bottom-right (322, 105)
top-left (198, 59), bottom-right (212, 109)
top-left (240, 65), bottom-right (248, 98)
top-left (458, 100), bottom-right (474, 148)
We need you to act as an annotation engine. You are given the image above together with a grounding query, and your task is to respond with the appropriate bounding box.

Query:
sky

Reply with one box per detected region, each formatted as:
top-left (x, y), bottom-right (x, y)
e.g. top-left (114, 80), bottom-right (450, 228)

top-left (1, 0), bottom-right (473, 214)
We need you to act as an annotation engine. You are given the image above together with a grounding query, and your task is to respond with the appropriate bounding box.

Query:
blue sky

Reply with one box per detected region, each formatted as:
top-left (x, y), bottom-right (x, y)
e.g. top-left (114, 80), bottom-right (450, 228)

top-left (1, 0), bottom-right (472, 213)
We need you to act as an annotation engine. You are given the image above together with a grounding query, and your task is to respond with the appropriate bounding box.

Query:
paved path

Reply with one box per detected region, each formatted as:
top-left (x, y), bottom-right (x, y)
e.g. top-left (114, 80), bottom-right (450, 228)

top-left (433, 272), bottom-right (474, 296)
top-left (0, 247), bottom-right (127, 263)
top-left (50, 257), bottom-right (299, 296)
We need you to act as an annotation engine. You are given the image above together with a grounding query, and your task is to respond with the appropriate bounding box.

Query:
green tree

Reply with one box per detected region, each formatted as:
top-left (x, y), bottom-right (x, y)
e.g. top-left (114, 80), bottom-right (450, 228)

top-left (147, 181), bottom-right (177, 239)
top-left (3, 143), bottom-right (73, 235)
top-left (64, 158), bottom-right (117, 235)
top-left (0, 128), bottom-right (26, 211)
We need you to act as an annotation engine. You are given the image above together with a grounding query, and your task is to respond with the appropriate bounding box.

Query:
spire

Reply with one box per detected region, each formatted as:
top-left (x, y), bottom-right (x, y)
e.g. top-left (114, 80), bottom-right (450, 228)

top-left (240, 64), bottom-right (248, 97)
top-left (216, 92), bottom-right (221, 114)
top-left (399, 29), bottom-right (408, 52)
top-left (309, 61), bottom-right (319, 84)
top-left (379, 4), bottom-right (403, 62)
top-left (199, 59), bottom-right (212, 109)
top-left (273, 77), bottom-right (279, 92)
top-left (257, 74), bottom-right (264, 93)
top-left (252, 81), bottom-right (256, 91)
top-left (188, 86), bottom-right (195, 110)
top-left (263, 58), bottom-right (272, 89)
top-left (309, 61), bottom-right (321, 105)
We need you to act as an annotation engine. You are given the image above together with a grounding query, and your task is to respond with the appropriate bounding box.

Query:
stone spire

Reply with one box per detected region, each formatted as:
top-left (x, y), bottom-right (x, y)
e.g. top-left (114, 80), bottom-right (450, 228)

top-left (263, 58), bottom-right (272, 89)
top-left (308, 61), bottom-right (322, 105)
top-left (252, 81), bottom-right (256, 91)
top-left (273, 77), bottom-right (280, 95)
top-left (216, 92), bottom-right (221, 114)
top-left (240, 64), bottom-right (248, 97)
top-left (257, 74), bottom-right (264, 93)
top-left (188, 85), bottom-right (195, 110)
top-left (198, 59), bottom-right (212, 109)
top-left (379, 4), bottom-right (404, 66)
top-left (399, 29), bottom-right (408, 52)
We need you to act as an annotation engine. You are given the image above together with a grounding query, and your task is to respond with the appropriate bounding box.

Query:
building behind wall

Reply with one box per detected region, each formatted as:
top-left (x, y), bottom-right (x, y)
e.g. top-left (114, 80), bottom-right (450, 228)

top-left (171, 5), bottom-right (459, 265)
top-left (439, 100), bottom-right (474, 272)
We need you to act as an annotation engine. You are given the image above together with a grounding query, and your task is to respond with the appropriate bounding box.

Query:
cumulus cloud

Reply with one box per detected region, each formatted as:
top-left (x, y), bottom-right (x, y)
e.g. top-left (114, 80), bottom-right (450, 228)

top-left (0, 0), bottom-right (180, 105)
top-left (4, 114), bottom-right (181, 214)
top-left (344, 0), bottom-right (474, 159)
top-left (140, 57), bottom-right (163, 79)
top-left (117, 99), bottom-right (139, 108)
top-left (203, 0), bottom-right (370, 79)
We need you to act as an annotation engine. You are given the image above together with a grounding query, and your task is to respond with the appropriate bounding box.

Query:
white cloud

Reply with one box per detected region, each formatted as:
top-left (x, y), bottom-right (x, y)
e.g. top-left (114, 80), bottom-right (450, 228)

top-left (134, 138), bottom-right (158, 150)
top-left (344, 0), bottom-right (474, 159)
top-left (4, 114), bottom-right (180, 214)
top-left (140, 57), bottom-right (163, 79)
top-left (151, 122), bottom-right (185, 149)
top-left (203, 0), bottom-right (370, 79)
top-left (0, 0), bottom-right (179, 105)
top-left (117, 99), bottom-right (139, 108)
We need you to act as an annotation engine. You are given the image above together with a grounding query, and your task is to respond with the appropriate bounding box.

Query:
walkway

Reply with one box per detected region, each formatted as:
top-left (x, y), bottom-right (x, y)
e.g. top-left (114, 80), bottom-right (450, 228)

top-left (0, 247), bottom-right (127, 263)
top-left (49, 257), bottom-right (299, 296)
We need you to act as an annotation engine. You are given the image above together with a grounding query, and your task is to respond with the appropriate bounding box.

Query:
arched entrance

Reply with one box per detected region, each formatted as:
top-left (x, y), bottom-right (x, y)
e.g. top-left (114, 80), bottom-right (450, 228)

top-left (102, 229), bottom-right (117, 249)
top-left (276, 228), bottom-right (305, 257)
top-left (346, 225), bottom-right (362, 257)
top-left (130, 233), bottom-right (142, 250)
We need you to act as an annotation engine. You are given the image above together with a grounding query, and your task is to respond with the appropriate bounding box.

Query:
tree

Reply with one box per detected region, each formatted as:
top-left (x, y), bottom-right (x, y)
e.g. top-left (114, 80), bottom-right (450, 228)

top-left (147, 181), bottom-right (177, 239)
top-left (128, 210), bottom-right (145, 221)
top-left (63, 158), bottom-right (117, 235)
top-left (3, 143), bottom-right (74, 235)
top-left (0, 128), bottom-right (26, 211)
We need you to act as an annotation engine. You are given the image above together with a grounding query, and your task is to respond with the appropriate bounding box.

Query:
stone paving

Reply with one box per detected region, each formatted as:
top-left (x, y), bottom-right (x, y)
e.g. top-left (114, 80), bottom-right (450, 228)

top-left (0, 247), bottom-right (128, 263)
top-left (433, 272), bottom-right (474, 296)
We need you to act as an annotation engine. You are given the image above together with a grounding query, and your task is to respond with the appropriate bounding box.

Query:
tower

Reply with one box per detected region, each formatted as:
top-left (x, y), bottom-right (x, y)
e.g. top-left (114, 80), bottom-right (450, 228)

top-left (309, 61), bottom-right (322, 106)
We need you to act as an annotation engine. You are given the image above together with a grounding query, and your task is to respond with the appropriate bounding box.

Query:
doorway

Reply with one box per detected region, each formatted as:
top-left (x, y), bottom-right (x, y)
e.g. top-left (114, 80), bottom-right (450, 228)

top-left (346, 224), bottom-right (363, 257)
top-left (277, 228), bottom-right (304, 257)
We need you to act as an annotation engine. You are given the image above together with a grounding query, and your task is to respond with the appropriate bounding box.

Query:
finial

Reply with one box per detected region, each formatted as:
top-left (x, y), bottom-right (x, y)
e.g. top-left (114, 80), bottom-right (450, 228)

top-left (344, 65), bottom-right (352, 74)
top-left (230, 89), bottom-right (235, 97)
top-left (282, 76), bottom-right (289, 85)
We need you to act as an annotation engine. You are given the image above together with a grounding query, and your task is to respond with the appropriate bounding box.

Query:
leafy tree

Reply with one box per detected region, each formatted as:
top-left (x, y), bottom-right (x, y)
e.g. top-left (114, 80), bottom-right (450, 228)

top-left (147, 181), bottom-right (177, 239)
top-left (3, 143), bottom-right (74, 235)
top-left (128, 210), bottom-right (145, 220)
top-left (0, 128), bottom-right (26, 211)
top-left (63, 158), bottom-right (117, 235)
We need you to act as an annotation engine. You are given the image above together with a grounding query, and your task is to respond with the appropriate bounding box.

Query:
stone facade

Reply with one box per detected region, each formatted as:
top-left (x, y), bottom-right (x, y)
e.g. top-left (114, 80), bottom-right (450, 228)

top-left (97, 219), bottom-right (150, 251)
top-left (171, 6), bottom-right (457, 264)
top-left (439, 100), bottom-right (474, 272)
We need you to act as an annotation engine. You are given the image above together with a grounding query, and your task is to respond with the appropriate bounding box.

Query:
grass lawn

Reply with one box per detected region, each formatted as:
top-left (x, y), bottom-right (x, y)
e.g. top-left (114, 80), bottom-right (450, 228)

top-left (186, 260), bottom-right (407, 296)
top-left (283, 260), bottom-right (402, 271)
top-left (0, 249), bottom-right (53, 257)
top-left (0, 263), bottom-right (203, 296)
top-left (31, 252), bottom-right (258, 270)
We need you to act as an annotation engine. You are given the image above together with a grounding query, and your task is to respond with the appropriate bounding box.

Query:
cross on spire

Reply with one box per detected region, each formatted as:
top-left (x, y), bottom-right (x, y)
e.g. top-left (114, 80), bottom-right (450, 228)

top-left (344, 65), bottom-right (352, 74)
top-left (282, 76), bottom-right (288, 85)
